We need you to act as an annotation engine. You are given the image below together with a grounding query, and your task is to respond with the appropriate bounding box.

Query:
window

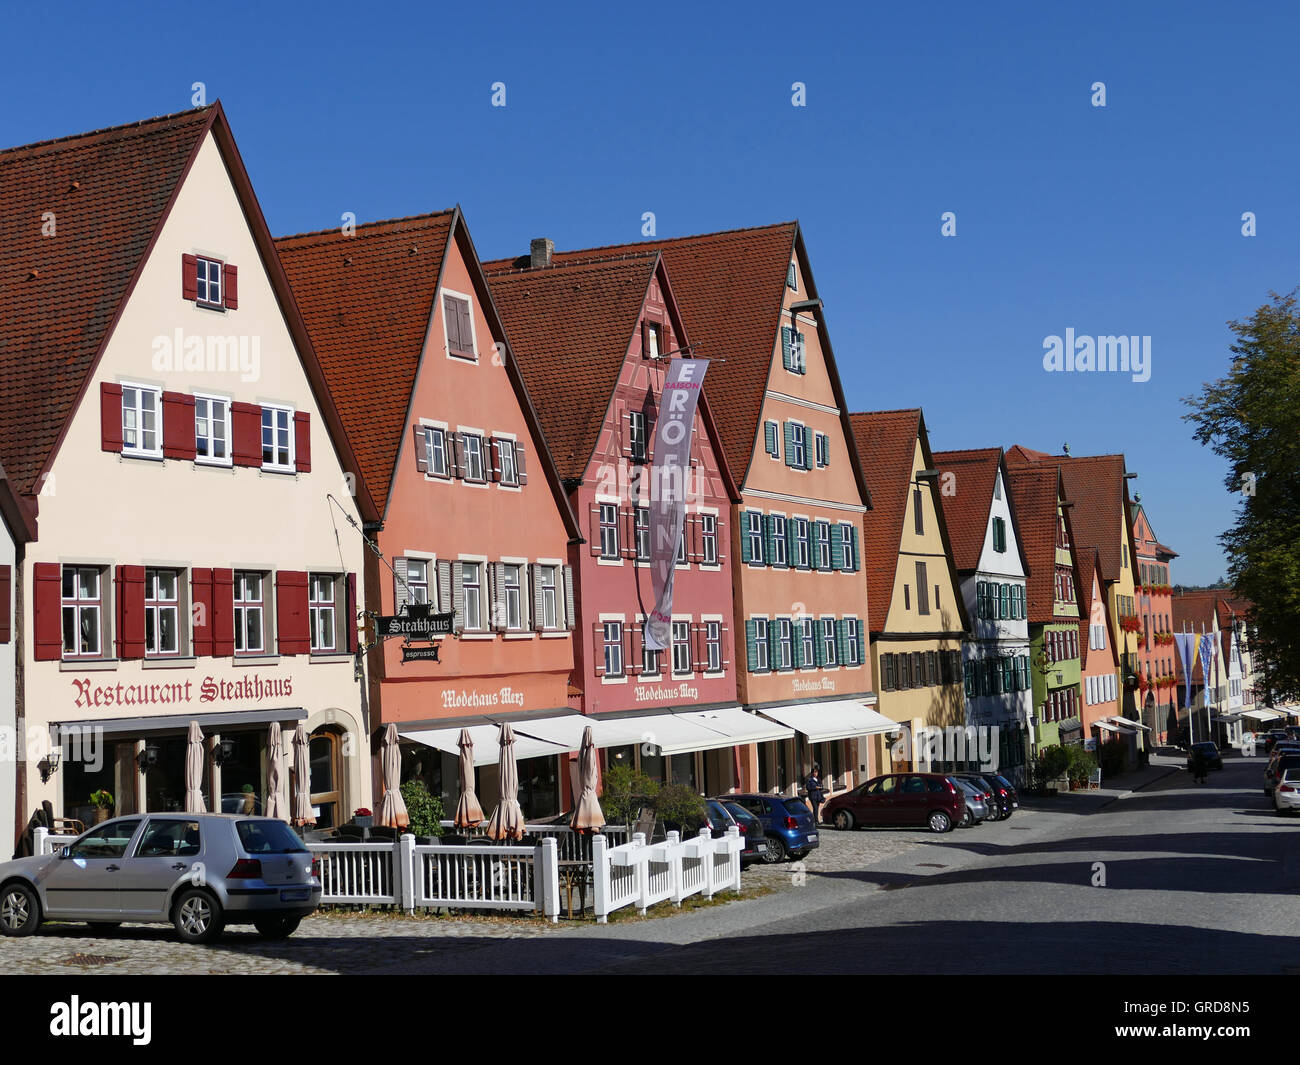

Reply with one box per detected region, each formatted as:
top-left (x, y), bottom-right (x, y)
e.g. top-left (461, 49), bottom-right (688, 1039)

top-left (603, 621), bottom-right (625, 677)
top-left (194, 395), bottom-right (230, 464)
top-left (701, 514), bottom-right (718, 565)
top-left (764, 421), bottom-right (779, 458)
top-left (816, 520), bottom-right (831, 570)
top-left (646, 323), bottom-right (662, 358)
top-left (122, 385), bottom-right (161, 456)
top-left (800, 618), bottom-right (815, 667)
top-left (839, 522), bottom-right (858, 571)
top-left (777, 618), bottom-right (794, 671)
top-left (794, 518), bottom-right (811, 569)
top-left (261, 406), bottom-right (293, 470)
top-left (771, 516), bottom-right (788, 567)
top-left (234, 572), bottom-right (265, 654)
top-left (196, 257), bottom-right (223, 306)
top-left (672, 621), bottom-right (692, 675)
top-left (787, 262), bottom-right (797, 290)
top-left (844, 618), bottom-right (862, 666)
top-left (497, 439), bottom-right (519, 486)
top-left (916, 562), bottom-right (930, 615)
top-left (745, 511), bottom-right (764, 565)
top-left (642, 634), bottom-right (661, 677)
top-left (309, 573), bottom-right (337, 652)
top-left (821, 618), bottom-right (837, 666)
top-left (69, 819), bottom-right (141, 860)
top-left (538, 566), bottom-right (559, 630)
top-left (444, 294), bottom-right (475, 358)
top-left (993, 517), bottom-right (1007, 552)
top-left (815, 433), bottom-right (829, 467)
top-left (630, 411), bottom-right (648, 462)
top-left (426, 427), bottom-right (449, 478)
top-left (754, 618), bottom-right (770, 672)
top-left (61, 566), bottom-right (103, 658)
top-left (462, 562), bottom-right (484, 631)
top-left (599, 503), bottom-right (620, 560)
top-left (501, 564), bottom-right (523, 631)
top-left (462, 433), bottom-right (486, 483)
top-left (635, 507), bottom-right (650, 562)
top-left (913, 487), bottom-right (924, 536)
top-left (136, 819), bottom-right (201, 858)
top-left (791, 424), bottom-right (807, 469)
top-left (706, 621), bottom-right (722, 673)
top-left (404, 559), bottom-right (429, 606)
top-left (145, 568), bottom-right (180, 657)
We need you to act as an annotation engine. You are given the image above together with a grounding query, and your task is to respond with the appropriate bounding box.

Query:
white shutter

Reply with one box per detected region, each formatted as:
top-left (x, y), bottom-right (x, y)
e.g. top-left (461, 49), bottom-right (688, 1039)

top-left (530, 564), bottom-right (544, 632)
top-left (393, 558), bottom-right (408, 613)
top-left (563, 565), bottom-right (575, 631)
top-left (436, 560), bottom-right (452, 615)
top-left (492, 563), bottom-right (507, 632)
top-left (451, 563), bottom-right (465, 633)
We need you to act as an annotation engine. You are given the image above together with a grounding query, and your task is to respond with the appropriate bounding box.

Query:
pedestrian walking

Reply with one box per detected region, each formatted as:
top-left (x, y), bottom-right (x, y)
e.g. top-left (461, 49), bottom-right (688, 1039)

top-left (1192, 748), bottom-right (1208, 784)
top-left (805, 764), bottom-right (827, 824)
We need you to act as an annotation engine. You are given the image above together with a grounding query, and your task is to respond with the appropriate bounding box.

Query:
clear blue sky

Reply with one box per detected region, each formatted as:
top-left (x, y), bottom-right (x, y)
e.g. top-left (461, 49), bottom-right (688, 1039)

top-left (5, 0), bottom-right (1293, 584)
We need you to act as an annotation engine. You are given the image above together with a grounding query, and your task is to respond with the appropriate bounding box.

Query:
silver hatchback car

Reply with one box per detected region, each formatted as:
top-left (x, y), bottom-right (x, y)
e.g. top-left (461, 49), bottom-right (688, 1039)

top-left (952, 778), bottom-right (989, 826)
top-left (0, 813), bottom-right (320, 943)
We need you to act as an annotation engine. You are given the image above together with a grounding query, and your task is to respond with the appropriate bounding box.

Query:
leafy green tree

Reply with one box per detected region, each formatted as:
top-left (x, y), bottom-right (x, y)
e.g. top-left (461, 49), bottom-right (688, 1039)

top-left (599, 765), bottom-right (658, 826)
top-left (1184, 291), bottom-right (1300, 697)
top-left (652, 783), bottom-right (708, 834)
top-left (400, 779), bottom-right (444, 838)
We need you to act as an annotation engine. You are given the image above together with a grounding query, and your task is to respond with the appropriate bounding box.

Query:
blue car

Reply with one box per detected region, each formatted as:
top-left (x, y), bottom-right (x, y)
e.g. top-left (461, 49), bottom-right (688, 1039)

top-left (716, 793), bottom-right (820, 863)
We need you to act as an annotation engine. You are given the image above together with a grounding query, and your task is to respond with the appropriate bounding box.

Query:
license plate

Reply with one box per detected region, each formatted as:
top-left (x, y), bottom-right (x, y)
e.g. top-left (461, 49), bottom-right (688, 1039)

top-left (279, 888), bottom-right (310, 902)
top-left (754, 842), bottom-right (768, 852)
top-left (807, 833), bottom-right (818, 842)
top-left (1013, 802), bottom-right (1019, 808)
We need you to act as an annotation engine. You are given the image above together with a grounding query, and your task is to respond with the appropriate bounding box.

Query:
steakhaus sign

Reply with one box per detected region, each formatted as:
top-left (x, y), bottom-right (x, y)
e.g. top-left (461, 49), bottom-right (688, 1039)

top-left (70, 673), bottom-right (295, 710)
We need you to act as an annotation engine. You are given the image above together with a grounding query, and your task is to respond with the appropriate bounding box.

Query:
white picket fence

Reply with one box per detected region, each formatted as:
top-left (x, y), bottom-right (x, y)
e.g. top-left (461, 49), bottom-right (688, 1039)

top-left (591, 826), bottom-right (744, 923)
top-left (33, 828), bottom-right (77, 855)
top-left (439, 821), bottom-right (630, 861)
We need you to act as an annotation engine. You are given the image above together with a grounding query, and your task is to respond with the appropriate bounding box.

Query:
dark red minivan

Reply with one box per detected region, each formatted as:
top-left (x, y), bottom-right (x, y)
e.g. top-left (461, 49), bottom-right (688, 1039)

top-left (821, 773), bottom-right (965, 834)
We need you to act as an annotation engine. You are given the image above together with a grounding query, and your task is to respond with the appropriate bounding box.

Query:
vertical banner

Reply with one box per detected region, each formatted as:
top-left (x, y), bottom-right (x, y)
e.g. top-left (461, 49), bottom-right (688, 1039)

top-left (1174, 632), bottom-right (1197, 709)
top-left (645, 358), bottom-right (708, 651)
top-left (1199, 632), bottom-right (1218, 708)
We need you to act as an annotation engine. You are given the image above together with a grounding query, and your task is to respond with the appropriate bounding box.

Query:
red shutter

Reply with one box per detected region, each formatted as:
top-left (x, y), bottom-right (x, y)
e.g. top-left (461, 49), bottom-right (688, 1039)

top-left (33, 562), bottom-right (62, 660)
top-left (589, 504), bottom-right (603, 556)
top-left (444, 296), bottom-right (462, 353)
top-left (191, 568), bottom-right (214, 656)
top-left (693, 622), bottom-right (708, 672)
top-left (293, 411), bottom-right (311, 472)
top-left (162, 391), bottom-right (196, 460)
top-left (721, 622), bottom-right (731, 671)
top-left (629, 623), bottom-right (643, 674)
top-left (182, 254), bottom-right (198, 301)
top-left (641, 320), bottom-right (651, 358)
top-left (346, 573), bottom-right (358, 654)
top-left (593, 622), bottom-right (606, 677)
top-left (458, 300), bottom-right (474, 355)
top-left (620, 507), bottom-right (637, 559)
top-left (212, 569), bottom-right (235, 656)
top-left (276, 571), bottom-right (310, 655)
top-left (516, 445), bottom-right (528, 485)
top-left (232, 402), bottom-right (262, 467)
top-left (413, 425), bottom-right (429, 473)
top-left (689, 515), bottom-right (703, 563)
top-left (489, 439), bottom-right (502, 483)
top-left (0, 565), bottom-right (11, 644)
top-left (115, 565), bottom-right (146, 659)
top-left (100, 382), bottom-right (124, 453)
top-left (222, 264), bottom-right (238, 309)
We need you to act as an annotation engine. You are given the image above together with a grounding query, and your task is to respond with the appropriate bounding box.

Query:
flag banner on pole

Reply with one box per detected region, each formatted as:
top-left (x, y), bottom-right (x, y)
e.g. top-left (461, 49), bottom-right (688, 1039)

top-left (1174, 632), bottom-right (1197, 709)
top-left (1199, 633), bottom-right (1218, 706)
top-left (645, 358), bottom-right (708, 652)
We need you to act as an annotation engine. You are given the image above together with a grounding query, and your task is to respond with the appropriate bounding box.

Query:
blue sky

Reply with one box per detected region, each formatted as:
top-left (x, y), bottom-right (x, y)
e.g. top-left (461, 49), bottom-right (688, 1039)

top-left (5, 0), bottom-right (1293, 583)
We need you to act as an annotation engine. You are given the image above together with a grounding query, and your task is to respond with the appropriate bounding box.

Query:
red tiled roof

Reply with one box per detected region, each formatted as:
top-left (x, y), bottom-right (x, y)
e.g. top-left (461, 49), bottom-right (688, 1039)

top-left (932, 447), bottom-right (1000, 572)
top-left (0, 106), bottom-right (214, 497)
top-left (485, 253), bottom-right (659, 480)
top-left (485, 223), bottom-right (871, 507)
top-left (1005, 464), bottom-right (1068, 623)
top-left (277, 212), bottom-right (456, 511)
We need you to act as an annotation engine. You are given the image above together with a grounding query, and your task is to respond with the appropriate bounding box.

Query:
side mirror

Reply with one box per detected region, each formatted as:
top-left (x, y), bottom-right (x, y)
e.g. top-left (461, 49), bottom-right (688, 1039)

top-left (59, 846), bottom-right (72, 859)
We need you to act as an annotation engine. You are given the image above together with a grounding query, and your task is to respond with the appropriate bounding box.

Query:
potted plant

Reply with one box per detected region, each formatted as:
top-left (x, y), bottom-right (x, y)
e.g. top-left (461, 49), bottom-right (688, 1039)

top-left (89, 789), bottom-right (114, 824)
top-left (353, 807), bottom-right (374, 828)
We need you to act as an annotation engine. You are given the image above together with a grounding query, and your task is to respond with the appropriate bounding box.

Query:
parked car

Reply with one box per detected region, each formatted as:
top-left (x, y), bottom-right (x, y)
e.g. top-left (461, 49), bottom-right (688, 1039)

top-left (0, 813), bottom-right (319, 943)
top-left (821, 773), bottom-right (966, 834)
top-left (1265, 753), bottom-right (1300, 796)
top-left (1186, 742), bottom-right (1223, 771)
top-left (1264, 730), bottom-right (1290, 755)
top-left (723, 794), bottom-right (820, 862)
top-left (661, 798), bottom-right (736, 840)
top-left (718, 801), bottom-right (770, 865)
top-left (952, 773), bottom-right (1007, 820)
top-left (1275, 769), bottom-right (1300, 815)
top-left (982, 772), bottom-right (1020, 819)
top-left (952, 778), bottom-right (989, 827)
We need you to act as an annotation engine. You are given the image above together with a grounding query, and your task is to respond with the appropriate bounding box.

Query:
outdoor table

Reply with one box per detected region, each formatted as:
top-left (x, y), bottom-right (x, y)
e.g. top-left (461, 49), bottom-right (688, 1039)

top-left (557, 859), bottom-right (591, 919)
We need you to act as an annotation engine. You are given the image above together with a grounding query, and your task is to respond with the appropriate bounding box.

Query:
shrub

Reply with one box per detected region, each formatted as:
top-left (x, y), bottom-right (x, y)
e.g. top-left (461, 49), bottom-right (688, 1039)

top-left (1037, 744), bottom-right (1071, 781)
top-left (1066, 745), bottom-right (1098, 784)
top-left (400, 779), bottom-right (444, 838)
top-left (653, 783), bottom-right (708, 834)
top-left (599, 765), bottom-right (659, 826)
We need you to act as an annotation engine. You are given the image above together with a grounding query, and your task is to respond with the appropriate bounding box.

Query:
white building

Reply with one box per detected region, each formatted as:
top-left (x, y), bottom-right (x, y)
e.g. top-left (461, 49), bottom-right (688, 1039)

top-left (0, 469), bottom-right (36, 851)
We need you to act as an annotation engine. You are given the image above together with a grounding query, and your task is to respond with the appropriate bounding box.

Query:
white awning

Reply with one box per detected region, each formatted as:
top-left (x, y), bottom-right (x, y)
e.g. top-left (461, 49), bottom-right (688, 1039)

top-left (515, 707), bottom-right (792, 756)
top-left (1092, 721), bottom-right (1123, 733)
top-left (399, 724), bottom-right (570, 767)
top-left (1243, 708), bottom-right (1281, 722)
top-left (755, 700), bottom-right (899, 743)
top-left (676, 707), bottom-right (794, 748)
top-left (1105, 716), bottom-right (1151, 732)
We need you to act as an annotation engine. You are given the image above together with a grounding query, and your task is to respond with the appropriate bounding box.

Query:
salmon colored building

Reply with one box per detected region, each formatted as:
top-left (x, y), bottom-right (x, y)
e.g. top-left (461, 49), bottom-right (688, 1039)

top-left (486, 245), bottom-right (777, 794)
top-left (1077, 550), bottom-right (1125, 759)
top-left (510, 224), bottom-right (882, 797)
top-left (1130, 501), bottom-right (1178, 741)
top-left (278, 211), bottom-right (583, 818)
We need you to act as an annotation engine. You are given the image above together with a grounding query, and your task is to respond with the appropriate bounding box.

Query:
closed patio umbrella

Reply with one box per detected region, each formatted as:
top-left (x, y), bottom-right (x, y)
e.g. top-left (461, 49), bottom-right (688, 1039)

top-left (184, 721), bottom-right (206, 814)
top-left (453, 727), bottom-right (485, 829)
top-left (291, 726), bottom-right (315, 828)
top-left (569, 725), bottom-right (604, 832)
top-left (376, 722), bottom-right (409, 829)
top-left (265, 722), bottom-right (286, 821)
top-left (486, 723), bottom-right (525, 841)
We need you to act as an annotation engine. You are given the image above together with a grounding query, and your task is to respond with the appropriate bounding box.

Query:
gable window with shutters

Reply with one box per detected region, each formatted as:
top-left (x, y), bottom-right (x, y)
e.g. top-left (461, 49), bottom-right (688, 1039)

top-left (701, 513), bottom-right (719, 566)
top-left (672, 620), bottom-right (692, 676)
top-left (744, 511), bottom-right (764, 566)
top-left (194, 394), bottom-right (231, 465)
top-left (234, 572), bottom-right (266, 655)
top-left (144, 569), bottom-right (181, 657)
top-left (815, 433), bottom-right (829, 468)
top-left (460, 432), bottom-right (487, 483)
top-left (603, 621), bottom-right (625, 678)
top-left (443, 291), bottom-right (477, 359)
top-left (121, 384), bottom-right (162, 458)
top-left (261, 405), bottom-right (294, 472)
top-left (629, 411), bottom-right (648, 463)
top-left (781, 324), bottom-right (807, 375)
top-left (705, 620), bottom-right (723, 673)
top-left (993, 517), bottom-right (1007, 553)
top-left (598, 503), bottom-right (620, 560)
top-left (913, 487), bottom-right (925, 536)
top-left (764, 420), bottom-right (779, 459)
top-left (308, 574), bottom-right (338, 653)
top-left (62, 566), bottom-right (104, 658)
top-left (915, 562), bottom-right (930, 615)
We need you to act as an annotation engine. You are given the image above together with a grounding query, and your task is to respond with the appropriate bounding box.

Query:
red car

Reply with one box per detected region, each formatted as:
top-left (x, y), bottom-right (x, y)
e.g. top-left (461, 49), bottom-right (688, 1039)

top-left (821, 773), bottom-right (965, 834)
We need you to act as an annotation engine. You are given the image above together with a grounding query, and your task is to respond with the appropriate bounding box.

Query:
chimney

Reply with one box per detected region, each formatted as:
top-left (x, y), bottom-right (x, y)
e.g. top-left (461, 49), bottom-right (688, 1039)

top-left (530, 237), bottom-right (554, 270)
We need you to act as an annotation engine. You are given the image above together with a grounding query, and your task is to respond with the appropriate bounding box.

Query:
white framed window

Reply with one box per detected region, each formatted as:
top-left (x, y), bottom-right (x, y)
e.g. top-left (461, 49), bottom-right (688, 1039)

top-left (844, 617), bottom-right (862, 666)
top-left (234, 572), bottom-right (265, 655)
top-left (839, 522), bottom-right (857, 571)
top-left (599, 503), bottom-right (620, 560)
top-left (794, 518), bottom-right (810, 569)
top-left (145, 568), bottom-right (180, 657)
top-left (642, 635), bottom-right (661, 677)
top-left (497, 439), bottom-right (519, 486)
top-left (261, 405), bottom-right (294, 470)
top-left (629, 411), bottom-right (648, 462)
top-left (121, 384), bottom-right (162, 457)
top-left (61, 566), bottom-right (103, 658)
top-left (426, 427), bottom-right (449, 478)
top-left (405, 558), bottom-right (430, 606)
top-left (772, 516), bottom-right (788, 568)
top-left (646, 323), bottom-right (662, 358)
top-left (777, 617), bottom-right (793, 671)
top-left (603, 621), bottom-right (625, 677)
top-left (821, 617), bottom-right (837, 666)
top-left (800, 617), bottom-right (815, 667)
top-left (196, 256), bottom-right (223, 306)
top-left (502, 563), bottom-right (523, 631)
top-left (538, 565), bottom-right (559, 631)
top-left (702, 514), bottom-right (718, 565)
top-left (635, 507), bottom-right (650, 562)
top-left (309, 573), bottom-right (338, 652)
top-left (194, 395), bottom-right (231, 465)
top-left (706, 621), bottom-right (722, 673)
top-left (816, 520), bottom-right (832, 570)
top-left (754, 617), bottom-right (770, 672)
top-left (462, 433), bottom-right (486, 483)
top-left (745, 511), bottom-right (764, 564)
top-left (462, 561), bottom-right (484, 631)
top-left (791, 423), bottom-right (807, 469)
top-left (443, 292), bottom-right (477, 359)
top-left (672, 620), bottom-right (692, 676)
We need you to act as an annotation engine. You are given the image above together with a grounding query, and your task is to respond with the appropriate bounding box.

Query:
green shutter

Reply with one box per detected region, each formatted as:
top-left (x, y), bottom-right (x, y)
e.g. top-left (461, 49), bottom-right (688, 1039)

top-left (764, 514), bottom-right (775, 565)
top-left (769, 620), bottom-right (781, 669)
top-left (781, 326), bottom-right (792, 371)
top-left (792, 620), bottom-right (804, 668)
top-left (830, 524), bottom-right (844, 569)
top-left (785, 517), bottom-right (797, 569)
top-left (836, 619), bottom-right (847, 665)
top-left (741, 513), bottom-right (753, 563)
top-left (976, 581), bottom-right (986, 618)
top-left (764, 421), bottom-right (777, 456)
top-left (851, 527), bottom-right (860, 571)
top-left (803, 425), bottom-right (814, 470)
top-left (810, 522), bottom-right (822, 571)
top-left (745, 620), bottom-right (757, 671)
top-left (783, 422), bottom-right (794, 466)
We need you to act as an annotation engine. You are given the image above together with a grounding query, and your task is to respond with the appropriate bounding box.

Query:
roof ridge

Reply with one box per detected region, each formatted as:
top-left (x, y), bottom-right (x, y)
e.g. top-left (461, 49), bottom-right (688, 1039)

top-left (276, 209), bottom-right (458, 246)
top-left (850, 407), bottom-right (922, 420)
top-left (484, 250), bottom-right (659, 276)
top-left (0, 105), bottom-right (212, 159)
top-left (533, 220), bottom-right (797, 260)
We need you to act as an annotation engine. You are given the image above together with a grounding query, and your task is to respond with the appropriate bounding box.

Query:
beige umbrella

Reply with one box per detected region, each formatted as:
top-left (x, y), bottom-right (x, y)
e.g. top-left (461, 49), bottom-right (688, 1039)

top-left (569, 725), bottom-right (605, 832)
top-left (453, 727), bottom-right (485, 829)
top-left (376, 722), bottom-right (409, 829)
top-left (291, 725), bottom-right (315, 827)
top-left (265, 722), bottom-right (286, 821)
top-left (486, 723), bottom-right (526, 841)
top-left (184, 721), bottom-right (206, 814)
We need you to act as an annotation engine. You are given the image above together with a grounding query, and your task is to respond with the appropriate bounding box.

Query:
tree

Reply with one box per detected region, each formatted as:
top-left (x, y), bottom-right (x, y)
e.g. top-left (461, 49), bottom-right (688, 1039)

top-left (1184, 290), bottom-right (1300, 697)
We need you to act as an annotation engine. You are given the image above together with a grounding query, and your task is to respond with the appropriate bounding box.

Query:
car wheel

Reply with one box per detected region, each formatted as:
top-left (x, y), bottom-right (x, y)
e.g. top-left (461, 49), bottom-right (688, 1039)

top-left (0, 882), bottom-right (40, 937)
top-left (763, 836), bottom-right (787, 863)
top-left (959, 807), bottom-right (973, 828)
top-left (172, 888), bottom-right (224, 944)
top-left (834, 809), bottom-right (855, 831)
top-left (253, 915), bottom-right (301, 940)
top-left (928, 810), bottom-right (953, 834)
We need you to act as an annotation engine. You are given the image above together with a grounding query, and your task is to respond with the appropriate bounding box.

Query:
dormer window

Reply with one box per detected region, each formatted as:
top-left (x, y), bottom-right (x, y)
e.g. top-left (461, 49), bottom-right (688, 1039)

top-left (182, 254), bottom-right (237, 309)
top-left (197, 257), bottom-right (222, 306)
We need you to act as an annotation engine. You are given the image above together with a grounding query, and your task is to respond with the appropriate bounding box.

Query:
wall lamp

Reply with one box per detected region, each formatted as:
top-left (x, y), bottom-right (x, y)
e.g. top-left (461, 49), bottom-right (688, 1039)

top-left (211, 738), bottom-right (236, 767)
top-left (136, 744), bottom-right (161, 772)
top-left (38, 750), bottom-right (61, 783)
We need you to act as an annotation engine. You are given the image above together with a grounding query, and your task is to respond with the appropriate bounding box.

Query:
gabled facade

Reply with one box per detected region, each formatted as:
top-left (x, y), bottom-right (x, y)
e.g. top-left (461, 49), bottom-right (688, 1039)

top-left (1130, 502), bottom-right (1178, 742)
top-left (1078, 550), bottom-right (1125, 757)
top-left (1173, 590), bottom-right (1261, 749)
top-left (278, 211), bottom-right (581, 818)
top-left (487, 249), bottom-right (768, 795)
top-left (1, 105), bottom-right (376, 836)
top-left (498, 225), bottom-right (880, 797)
top-left (0, 469), bottom-right (36, 844)
top-left (853, 411), bottom-right (970, 774)
top-left (933, 447), bottom-right (1031, 777)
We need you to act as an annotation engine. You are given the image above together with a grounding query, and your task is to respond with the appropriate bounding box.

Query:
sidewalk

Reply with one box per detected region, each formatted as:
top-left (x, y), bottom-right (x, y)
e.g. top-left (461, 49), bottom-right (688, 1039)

top-left (1019, 751), bottom-right (1183, 814)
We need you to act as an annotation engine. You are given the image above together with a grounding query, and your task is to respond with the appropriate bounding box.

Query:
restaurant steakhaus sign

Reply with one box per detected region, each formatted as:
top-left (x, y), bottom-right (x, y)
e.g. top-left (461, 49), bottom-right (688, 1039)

top-left (376, 611), bottom-right (453, 639)
top-left (70, 673), bottom-right (294, 710)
